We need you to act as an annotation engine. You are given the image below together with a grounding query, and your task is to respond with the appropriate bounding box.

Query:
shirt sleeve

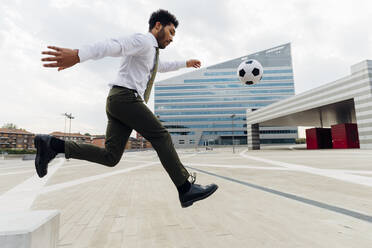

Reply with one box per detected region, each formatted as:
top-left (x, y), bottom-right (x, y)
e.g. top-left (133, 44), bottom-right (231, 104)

top-left (78, 33), bottom-right (149, 62)
top-left (157, 60), bottom-right (187, 73)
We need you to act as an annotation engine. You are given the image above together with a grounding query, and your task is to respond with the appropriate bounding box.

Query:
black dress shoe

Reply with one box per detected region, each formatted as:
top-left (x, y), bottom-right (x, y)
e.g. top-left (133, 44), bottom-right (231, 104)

top-left (34, 135), bottom-right (57, 178)
top-left (179, 183), bottom-right (218, 208)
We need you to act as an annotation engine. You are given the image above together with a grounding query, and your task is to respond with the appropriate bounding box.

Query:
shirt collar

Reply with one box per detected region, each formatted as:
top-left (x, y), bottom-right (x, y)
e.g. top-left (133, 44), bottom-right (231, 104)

top-left (147, 32), bottom-right (159, 48)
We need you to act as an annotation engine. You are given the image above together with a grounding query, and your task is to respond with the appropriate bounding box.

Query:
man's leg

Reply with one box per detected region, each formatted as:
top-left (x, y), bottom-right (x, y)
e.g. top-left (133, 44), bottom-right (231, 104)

top-left (34, 94), bottom-right (132, 177)
top-left (106, 93), bottom-right (218, 207)
top-left (106, 93), bottom-right (189, 186)
top-left (65, 111), bottom-right (132, 167)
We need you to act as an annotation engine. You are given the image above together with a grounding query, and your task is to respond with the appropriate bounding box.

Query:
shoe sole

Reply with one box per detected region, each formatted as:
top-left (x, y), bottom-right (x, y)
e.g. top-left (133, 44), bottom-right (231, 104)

top-left (181, 185), bottom-right (219, 208)
top-left (34, 136), bottom-right (45, 178)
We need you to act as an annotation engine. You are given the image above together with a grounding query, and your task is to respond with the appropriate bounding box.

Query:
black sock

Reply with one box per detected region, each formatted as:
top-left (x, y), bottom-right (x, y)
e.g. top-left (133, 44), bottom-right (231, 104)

top-left (50, 137), bottom-right (65, 153)
top-left (177, 180), bottom-right (191, 195)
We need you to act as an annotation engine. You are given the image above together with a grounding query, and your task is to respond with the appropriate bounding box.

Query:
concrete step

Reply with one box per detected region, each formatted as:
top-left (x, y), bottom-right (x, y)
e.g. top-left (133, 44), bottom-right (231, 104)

top-left (0, 210), bottom-right (60, 248)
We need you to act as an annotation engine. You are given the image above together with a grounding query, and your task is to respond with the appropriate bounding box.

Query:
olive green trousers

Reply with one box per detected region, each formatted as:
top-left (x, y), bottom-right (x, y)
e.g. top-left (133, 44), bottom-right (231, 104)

top-left (65, 86), bottom-right (190, 186)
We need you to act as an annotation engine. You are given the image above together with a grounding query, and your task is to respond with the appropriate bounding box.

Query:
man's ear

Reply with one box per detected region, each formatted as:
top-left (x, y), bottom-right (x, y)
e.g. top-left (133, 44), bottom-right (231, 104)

top-left (155, 21), bottom-right (163, 31)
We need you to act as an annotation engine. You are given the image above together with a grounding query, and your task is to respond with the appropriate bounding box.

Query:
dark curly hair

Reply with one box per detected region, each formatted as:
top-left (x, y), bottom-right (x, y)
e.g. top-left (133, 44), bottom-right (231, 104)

top-left (148, 9), bottom-right (179, 31)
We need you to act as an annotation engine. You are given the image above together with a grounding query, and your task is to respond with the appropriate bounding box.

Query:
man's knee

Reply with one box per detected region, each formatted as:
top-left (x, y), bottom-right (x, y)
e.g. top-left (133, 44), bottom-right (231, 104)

top-left (156, 129), bottom-right (171, 139)
top-left (104, 153), bottom-right (121, 167)
top-left (101, 143), bottom-right (124, 167)
top-left (141, 128), bottom-right (169, 141)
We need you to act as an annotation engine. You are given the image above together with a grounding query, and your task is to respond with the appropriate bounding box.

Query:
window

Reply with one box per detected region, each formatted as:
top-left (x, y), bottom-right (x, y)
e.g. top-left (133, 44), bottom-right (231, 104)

top-left (155, 82), bottom-right (293, 91)
top-left (155, 102), bottom-right (270, 110)
top-left (155, 95), bottom-right (287, 103)
top-left (156, 89), bottom-right (294, 97)
top-left (182, 76), bottom-right (293, 83)
top-left (189, 140), bottom-right (195, 144)
top-left (179, 140), bottom-right (185, 144)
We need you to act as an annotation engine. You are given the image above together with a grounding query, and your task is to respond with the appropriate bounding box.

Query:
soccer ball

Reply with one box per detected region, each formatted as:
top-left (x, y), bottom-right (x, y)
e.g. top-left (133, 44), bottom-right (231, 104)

top-left (237, 59), bottom-right (263, 85)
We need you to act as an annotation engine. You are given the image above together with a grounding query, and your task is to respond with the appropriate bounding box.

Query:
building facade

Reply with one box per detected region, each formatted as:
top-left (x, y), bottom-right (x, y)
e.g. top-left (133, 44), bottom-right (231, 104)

top-left (0, 128), bottom-right (35, 149)
top-left (154, 43), bottom-right (298, 148)
top-left (136, 133), bottom-right (153, 149)
top-left (90, 134), bottom-right (153, 150)
top-left (91, 135), bottom-right (106, 148)
top-left (245, 60), bottom-right (372, 149)
top-left (50, 132), bottom-right (91, 143)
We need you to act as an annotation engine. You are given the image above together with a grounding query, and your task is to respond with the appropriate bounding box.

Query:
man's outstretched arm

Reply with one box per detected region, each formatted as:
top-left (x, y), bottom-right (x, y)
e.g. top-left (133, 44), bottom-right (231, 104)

top-left (158, 59), bottom-right (201, 73)
top-left (41, 46), bottom-right (80, 71)
top-left (42, 34), bottom-right (149, 71)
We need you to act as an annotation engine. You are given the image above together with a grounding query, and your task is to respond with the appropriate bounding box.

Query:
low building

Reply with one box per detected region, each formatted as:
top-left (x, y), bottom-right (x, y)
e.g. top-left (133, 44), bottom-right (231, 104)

top-left (0, 128), bottom-right (35, 149)
top-left (126, 137), bottom-right (142, 150)
top-left (90, 135), bottom-right (152, 150)
top-left (246, 60), bottom-right (372, 149)
top-left (136, 133), bottom-right (153, 149)
top-left (50, 132), bottom-right (91, 144)
top-left (91, 135), bottom-right (106, 148)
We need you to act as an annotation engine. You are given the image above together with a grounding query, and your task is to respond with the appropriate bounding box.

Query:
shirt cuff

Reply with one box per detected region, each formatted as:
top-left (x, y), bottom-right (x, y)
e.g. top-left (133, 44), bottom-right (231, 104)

top-left (177, 61), bottom-right (187, 69)
top-left (77, 47), bottom-right (90, 63)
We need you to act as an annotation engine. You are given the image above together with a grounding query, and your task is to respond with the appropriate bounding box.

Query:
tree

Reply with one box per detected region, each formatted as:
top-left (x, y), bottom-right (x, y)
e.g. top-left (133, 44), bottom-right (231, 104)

top-left (2, 123), bottom-right (18, 129)
top-left (84, 133), bottom-right (91, 136)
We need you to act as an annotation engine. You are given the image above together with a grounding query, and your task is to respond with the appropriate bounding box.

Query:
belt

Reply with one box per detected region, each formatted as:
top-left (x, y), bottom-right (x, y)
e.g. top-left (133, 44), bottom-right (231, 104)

top-left (112, 85), bottom-right (138, 93)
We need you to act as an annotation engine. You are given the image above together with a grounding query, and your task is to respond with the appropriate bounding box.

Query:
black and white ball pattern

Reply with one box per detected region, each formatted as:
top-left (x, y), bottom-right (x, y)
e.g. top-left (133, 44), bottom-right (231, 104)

top-left (237, 59), bottom-right (263, 85)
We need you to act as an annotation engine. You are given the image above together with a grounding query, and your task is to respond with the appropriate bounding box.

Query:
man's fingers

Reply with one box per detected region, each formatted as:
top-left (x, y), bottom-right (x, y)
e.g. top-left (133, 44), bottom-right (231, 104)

top-left (47, 46), bottom-right (62, 51)
top-left (41, 56), bottom-right (61, 62)
top-left (41, 51), bottom-right (61, 56)
top-left (43, 63), bottom-right (59, 67)
top-left (186, 60), bottom-right (201, 68)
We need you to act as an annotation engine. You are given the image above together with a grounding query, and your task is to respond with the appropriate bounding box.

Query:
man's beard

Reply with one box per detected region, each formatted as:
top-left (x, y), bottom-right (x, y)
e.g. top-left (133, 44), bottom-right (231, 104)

top-left (156, 28), bottom-right (166, 49)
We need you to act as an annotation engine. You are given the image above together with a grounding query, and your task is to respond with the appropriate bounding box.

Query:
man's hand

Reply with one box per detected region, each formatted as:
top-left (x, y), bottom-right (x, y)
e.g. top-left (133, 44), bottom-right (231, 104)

top-left (186, 59), bottom-right (201, 68)
top-left (41, 46), bottom-right (80, 71)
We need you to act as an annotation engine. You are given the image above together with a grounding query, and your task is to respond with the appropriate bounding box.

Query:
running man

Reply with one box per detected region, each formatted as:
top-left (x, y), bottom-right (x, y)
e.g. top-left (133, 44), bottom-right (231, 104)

top-left (35, 9), bottom-right (218, 208)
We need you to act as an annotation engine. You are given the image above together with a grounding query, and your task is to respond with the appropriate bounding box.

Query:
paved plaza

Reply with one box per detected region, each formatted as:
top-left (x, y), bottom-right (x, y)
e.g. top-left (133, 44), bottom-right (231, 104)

top-left (1, 146), bottom-right (372, 247)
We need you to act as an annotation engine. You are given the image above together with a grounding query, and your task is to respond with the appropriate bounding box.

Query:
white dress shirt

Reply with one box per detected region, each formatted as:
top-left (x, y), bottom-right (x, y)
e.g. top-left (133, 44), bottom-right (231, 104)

top-left (78, 32), bottom-right (186, 100)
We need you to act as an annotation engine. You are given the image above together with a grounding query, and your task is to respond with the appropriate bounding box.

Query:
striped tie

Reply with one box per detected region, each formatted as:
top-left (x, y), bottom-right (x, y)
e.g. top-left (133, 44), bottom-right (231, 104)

top-left (144, 47), bottom-right (159, 103)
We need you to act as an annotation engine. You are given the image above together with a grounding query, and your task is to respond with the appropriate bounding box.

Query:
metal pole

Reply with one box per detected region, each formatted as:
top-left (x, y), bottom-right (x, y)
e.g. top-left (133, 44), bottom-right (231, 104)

top-left (231, 114), bottom-right (235, 153)
top-left (69, 114), bottom-right (72, 140)
top-left (62, 113), bottom-right (68, 140)
top-left (64, 116), bottom-right (67, 140)
top-left (63, 113), bottom-right (75, 141)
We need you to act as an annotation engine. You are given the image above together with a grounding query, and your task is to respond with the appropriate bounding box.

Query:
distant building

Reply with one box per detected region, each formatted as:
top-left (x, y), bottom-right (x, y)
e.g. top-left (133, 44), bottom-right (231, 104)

top-left (90, 134), bottom-right (152, 150)
top-left (50, 132), bottom-right (91, 143)
top-left (91, 135), bottom-right (106, 148)
top-left (136, 132), bottom-right (153, 149)
top-left (245, 60), bottom-right (372, 150)
top-left (127, 137), bottom-right (142, 150)
top-left (0, 128), bottom-right (35, 149)
top-left (154, 43), bottom-right (298, 147)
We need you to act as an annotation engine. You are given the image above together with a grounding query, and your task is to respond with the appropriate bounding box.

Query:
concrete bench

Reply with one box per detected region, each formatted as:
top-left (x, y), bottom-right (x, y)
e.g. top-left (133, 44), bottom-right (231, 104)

top-left (22, 154), bottom-right (36, 161)
top-left (0, 210), bottom-right (60, 248)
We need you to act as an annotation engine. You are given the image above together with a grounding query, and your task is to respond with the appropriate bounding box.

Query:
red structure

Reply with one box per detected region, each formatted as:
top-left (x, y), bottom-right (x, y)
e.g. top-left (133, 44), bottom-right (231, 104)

top-left (306, 128), bottom-right (333, 149)
top-left (331, 123), bottom-right (360, 149)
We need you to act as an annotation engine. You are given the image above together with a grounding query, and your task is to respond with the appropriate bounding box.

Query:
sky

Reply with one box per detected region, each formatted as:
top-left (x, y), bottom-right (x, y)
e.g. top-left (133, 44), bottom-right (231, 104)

top-left (1, 0), bottom-right (371, 136)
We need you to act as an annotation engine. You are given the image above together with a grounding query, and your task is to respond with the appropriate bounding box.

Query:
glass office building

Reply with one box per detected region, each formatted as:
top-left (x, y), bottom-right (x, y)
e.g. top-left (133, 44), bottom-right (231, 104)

top-left (154, 43), bottom-right (298, 148)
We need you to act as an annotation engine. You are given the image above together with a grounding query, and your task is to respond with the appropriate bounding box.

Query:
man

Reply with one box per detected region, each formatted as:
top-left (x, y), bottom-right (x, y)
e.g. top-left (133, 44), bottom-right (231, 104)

top-left (36, 9), bottom-right (218, 208)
